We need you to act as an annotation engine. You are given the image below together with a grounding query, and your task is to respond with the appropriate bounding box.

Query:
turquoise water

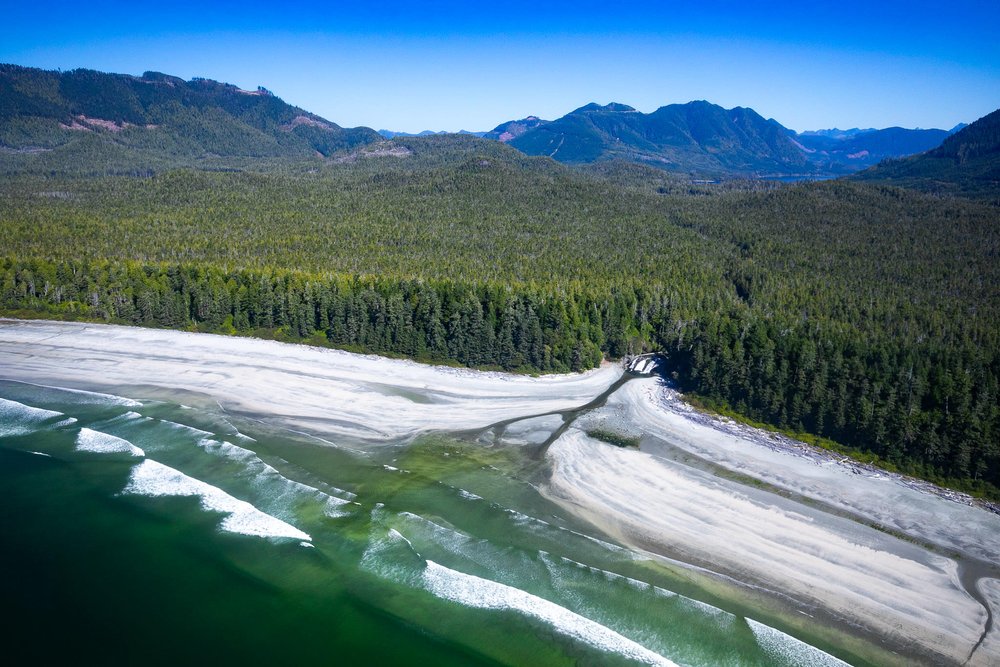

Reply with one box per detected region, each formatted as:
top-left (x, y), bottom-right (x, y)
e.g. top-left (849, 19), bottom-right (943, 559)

top-left (0, 379), bottom-right (856, 666)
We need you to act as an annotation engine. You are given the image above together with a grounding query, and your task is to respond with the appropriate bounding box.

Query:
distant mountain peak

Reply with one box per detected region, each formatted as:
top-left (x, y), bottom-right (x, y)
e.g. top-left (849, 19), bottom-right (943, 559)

top-left (498, 98), bottom-right (957, 177)
top-left (506, 99), bottom-right (808, 175)
top-left (483, 115), bottom-right (549, 143)
top-left (377, 129), bottom-right (487, 139)
top-left (571, 102), bottom-right (637, 114)
top-left (800, 128), bottom-right (877, 139)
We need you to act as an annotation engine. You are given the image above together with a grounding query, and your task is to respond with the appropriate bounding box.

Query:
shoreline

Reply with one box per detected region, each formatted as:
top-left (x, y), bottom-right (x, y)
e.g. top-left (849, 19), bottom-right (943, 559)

top-left (539, 375), bottom-right (1000, 665)
top-left (2, 319), bottom-right (998, 665)
top-left (667, 386), bottom-right (1000, 516)
top-left (0, 318), bottom-right (623, 444)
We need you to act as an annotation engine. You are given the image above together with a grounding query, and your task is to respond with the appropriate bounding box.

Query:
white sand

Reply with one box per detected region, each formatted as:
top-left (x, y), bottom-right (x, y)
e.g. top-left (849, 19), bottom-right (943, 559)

top-left (544, 430), bottom-right (988, 664)
top-left (0, 320), bottom-right (620, 442)
top-left (612, 378), bottom-right (1000, 563)
top-left (973, 579), bottom-right (1000, 666)
top-left (546, 377), bottom-right (1000, 664)
top-left (3, 319), bottom-right (997, 664)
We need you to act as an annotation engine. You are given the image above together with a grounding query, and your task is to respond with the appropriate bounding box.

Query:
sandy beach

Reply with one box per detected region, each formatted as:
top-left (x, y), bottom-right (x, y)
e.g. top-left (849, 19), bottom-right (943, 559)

top-left (2, 319), bottom-right (997, 665)
top-left (0, 319), bottom-right (621, 443)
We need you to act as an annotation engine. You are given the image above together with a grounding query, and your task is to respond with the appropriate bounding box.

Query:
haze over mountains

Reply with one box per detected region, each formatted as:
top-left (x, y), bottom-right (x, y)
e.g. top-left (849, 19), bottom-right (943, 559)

top-left (380, 108), bottom-right (960, 177)
top-left (0, 63), bottom-right (989, 183)
top-left (853, 108), bottom-right (1000, 200)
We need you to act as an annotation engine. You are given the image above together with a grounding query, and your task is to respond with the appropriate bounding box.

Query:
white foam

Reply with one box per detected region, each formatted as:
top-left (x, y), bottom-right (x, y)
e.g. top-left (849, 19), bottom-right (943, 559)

top-left (544, 553), bottom-right (657, 596)
top-left (198, 437), bottom-right (255, 462)
top-left (324, 495), bottom-right (352, 518)
top-left (422, 560), bottom-right (674, 666)
top-left (500, 505), bottom-right (551, 528)
top-left (0, 397), bottom-right (64, 437)
top-left (457, 488), bottom-right (483, 501)
top-left (16, 382), bottom-right (141, 407)
top-left (100, 411), bottom-right (148, 426)
top-left (157, 419), bottom-right (214, 438)
top-left (196, 437), bottom-right (355, 517)
top-left (632, 359), bottom-right (653, 374)
top-left (75, 428), bottom-right (145, 457)
top-left (747, 618), bottom-right (851, 666)
top-left (540, 552), bottom-right (734, 625)
top-left (122, 459), bottom-right (311, 541)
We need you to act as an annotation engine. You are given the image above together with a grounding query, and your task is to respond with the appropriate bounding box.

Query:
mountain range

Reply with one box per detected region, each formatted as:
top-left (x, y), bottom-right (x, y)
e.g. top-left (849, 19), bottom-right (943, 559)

top-left (502, 101), bottom-right (811, 175)
top-left (483, 103), bottom-right (961, 176)
top-left (0, 64), bottom-right (379, 174)
top-left (0, 63), bottom-right (991, 185)
top-left (377, 129), bottom-right (485, 139)
top-left (853, 108), bottom-right (1000, 201)
top-left (383, 104), bottom-right (965, 177)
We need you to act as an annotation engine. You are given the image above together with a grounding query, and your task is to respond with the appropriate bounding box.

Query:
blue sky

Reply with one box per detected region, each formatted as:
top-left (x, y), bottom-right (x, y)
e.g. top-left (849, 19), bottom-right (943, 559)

top-left (3, 1), bottom-right (999, 132)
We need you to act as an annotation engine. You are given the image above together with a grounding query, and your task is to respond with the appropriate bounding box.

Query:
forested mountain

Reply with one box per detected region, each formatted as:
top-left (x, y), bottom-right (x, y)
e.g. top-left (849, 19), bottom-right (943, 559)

top-left (1, 64), bottom-right (956, 179)
top-left (508, 101), bottom-right (811, 176)
top-left (482, 116), bottom-right (548, 142)
top-left (796, 127), bottom-right (951, 171)
top-left (0, 64), bottom-right (381, 174)
top-left (3, 131), bottom-right (999, 497)
top-left (1, 63), bottom-right (998, 499)
top-left (852, 108), bottom-right (1000, 201)
top-left (495, 101), bottom-right (952, 176)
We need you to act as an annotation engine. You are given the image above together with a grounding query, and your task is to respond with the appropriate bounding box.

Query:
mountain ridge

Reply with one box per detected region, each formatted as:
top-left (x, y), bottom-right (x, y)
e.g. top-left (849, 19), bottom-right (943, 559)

top-left (0, 63), bottom-right (973, 180)
top-left (852, 108), bottom-right (1000, 201)
top-left (507, 100), bottom-right (813, 176)
top-left (0, 63), bottom-right (381, 174)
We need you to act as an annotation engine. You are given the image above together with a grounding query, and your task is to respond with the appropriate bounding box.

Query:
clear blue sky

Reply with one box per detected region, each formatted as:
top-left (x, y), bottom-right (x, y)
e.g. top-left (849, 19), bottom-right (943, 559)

top-left (3, 1), bottom-right (999, 132)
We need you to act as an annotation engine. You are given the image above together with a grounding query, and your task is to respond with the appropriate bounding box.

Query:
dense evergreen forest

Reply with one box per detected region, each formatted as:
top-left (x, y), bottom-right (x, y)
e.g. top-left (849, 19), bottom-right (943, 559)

top-left (2, 133), bottom-right (998, 497)
top-left (854, 108), bottom-right (1000, 203)
top-left (0, 64), bottom-right (380, 175)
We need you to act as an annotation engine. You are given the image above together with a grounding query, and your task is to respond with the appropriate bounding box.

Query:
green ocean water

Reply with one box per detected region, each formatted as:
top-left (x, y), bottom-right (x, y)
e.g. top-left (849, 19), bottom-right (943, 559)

top-left (0, 379), bottom-right (856, 666)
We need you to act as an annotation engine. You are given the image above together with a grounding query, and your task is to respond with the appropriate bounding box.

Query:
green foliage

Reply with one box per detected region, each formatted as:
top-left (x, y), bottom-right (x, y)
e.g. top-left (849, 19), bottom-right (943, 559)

top-left (0, 65), bottom-right (998, 495)
top-left (509, 100), bottom-right (811, 176)
top-left (586, 429), bottom-right (641, 448)
top-left (0, 63), bottom-right (382, 176)
top-left (0, 259), bottom-right (636, 374)
top-left (853, 108), bottom-right (1000, 202)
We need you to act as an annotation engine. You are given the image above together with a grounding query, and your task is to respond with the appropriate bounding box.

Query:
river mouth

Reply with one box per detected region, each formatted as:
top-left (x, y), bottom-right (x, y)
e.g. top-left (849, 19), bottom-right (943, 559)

top-left (0, 376), bottom-right (866, 667)
top-left (2, 322), bottom-right (998, 666)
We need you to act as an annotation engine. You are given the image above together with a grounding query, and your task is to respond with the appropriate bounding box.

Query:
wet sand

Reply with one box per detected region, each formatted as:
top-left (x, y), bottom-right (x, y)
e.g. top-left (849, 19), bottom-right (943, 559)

top-left (542, 376), bottom-right (1000, 665)
top-left (2, 319), bottom-right (997, 665)
top-left (0, 319), bottom-right (621, 443)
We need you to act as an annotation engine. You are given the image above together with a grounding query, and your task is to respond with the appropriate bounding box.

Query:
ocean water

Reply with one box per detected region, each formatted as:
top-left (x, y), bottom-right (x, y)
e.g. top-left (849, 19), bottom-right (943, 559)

top-left (0, 379), bottom-right (857, 666)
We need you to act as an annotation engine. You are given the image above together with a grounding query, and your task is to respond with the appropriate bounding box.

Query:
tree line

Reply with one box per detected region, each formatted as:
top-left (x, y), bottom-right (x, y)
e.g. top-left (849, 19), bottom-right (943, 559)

top-left (4, 257), bottom-right (997, 496)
